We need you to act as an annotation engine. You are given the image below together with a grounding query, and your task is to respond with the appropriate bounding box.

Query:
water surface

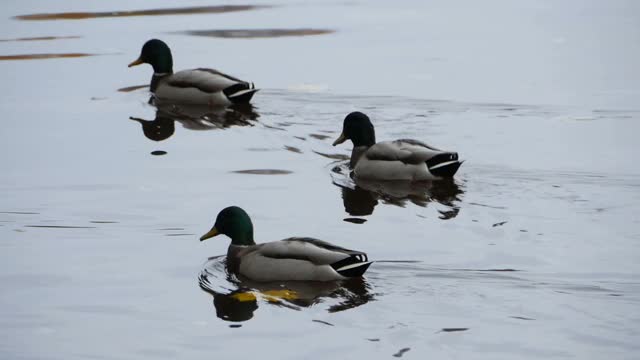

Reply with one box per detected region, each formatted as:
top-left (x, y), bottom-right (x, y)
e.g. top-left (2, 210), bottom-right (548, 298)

top-left (1, 0), bottom-right (639, 359)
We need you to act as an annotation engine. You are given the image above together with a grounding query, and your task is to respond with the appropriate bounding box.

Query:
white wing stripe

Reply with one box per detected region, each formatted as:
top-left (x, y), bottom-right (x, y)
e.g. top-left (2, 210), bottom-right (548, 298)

top-left (337, 261), bottom-right (373, 272)
top-left (429, 160), bottom-right (459, 170)
top-left (228, 88), bottom-right (258, 98)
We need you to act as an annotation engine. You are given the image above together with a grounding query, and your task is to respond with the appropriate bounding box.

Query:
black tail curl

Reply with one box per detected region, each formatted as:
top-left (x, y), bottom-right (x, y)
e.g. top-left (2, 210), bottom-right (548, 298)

top-left (330, 254), bottom-right (372, 278)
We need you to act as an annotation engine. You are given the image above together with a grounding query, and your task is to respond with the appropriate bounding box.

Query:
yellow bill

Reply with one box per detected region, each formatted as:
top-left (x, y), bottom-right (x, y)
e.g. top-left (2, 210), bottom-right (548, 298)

top-left (332, 132), bottom-right (347, 146)
top-left (200, 227), bottom-right (219, 241)
top-left (128, 58), bottom-right (144, 67)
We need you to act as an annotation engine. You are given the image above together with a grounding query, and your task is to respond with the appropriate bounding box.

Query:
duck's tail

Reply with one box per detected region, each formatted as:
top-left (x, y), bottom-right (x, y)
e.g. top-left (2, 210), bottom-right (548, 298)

top-left (224, 82), bottom-right (259, 104)
top-left (426, 152), bottom-right (463, 178)
top-left (331, 254), bottom-right (373, 278)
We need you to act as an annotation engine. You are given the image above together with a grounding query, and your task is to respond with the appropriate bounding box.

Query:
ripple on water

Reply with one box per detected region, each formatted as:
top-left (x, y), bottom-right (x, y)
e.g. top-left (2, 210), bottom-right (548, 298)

top-left (309, 133), bottom-right (331, 140)
top-left (440, 328), bottom-right (469, 333)
top-left (392, 348), bottom-right (411, 358)
top-left (312, 319), bottom-right (334, 326)
top-left (0, 35), bottom-right (80, 42)
top-left (0, 211), bottom-right (40, 215)
top-left (117, 85), bottom-right (148, 93)
top-left (14, 5), bottom-right (270, 21)
top-left (231, 169), bottom-right (293, 175)
top-left (313, 151), bottom-right (349, 161)
top-left (0, 53), bottom-right (97, 61)
top-left (284, 145), bottom-right (303, 154)
top-left (24, 225), bottom-right (96, 229)
top-left (175, 28), bottom-right (334, 39)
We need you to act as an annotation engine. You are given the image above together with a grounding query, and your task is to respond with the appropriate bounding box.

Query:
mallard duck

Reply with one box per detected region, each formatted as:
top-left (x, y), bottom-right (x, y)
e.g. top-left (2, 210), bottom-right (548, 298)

top-left (332, 112), bottom-right (462, 180)
top-left (200, 206), bottom-right (372, 282)
top-left (128, 39), bottom-right (258, 106)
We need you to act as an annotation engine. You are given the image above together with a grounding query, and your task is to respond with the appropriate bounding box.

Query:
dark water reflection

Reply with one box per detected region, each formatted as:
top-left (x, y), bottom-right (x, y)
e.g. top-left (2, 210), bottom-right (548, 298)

top-left (130, 103), bottom-right (259, 141)
top-left (332, 164), bottom-right (464, 218)
top-left (130, 113), bottom-right (175, 142)
top-left (340, 186), bottom-right (379, 216)
top-left (199, 256), bottom-right (375, 322)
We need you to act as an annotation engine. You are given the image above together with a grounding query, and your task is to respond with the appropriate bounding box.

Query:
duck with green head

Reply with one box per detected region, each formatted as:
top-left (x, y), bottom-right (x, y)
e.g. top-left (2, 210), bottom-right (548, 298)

top-left (129, 39), bottom-right (258, 106)
top-left (200, 206), bottom-right (372, 282)
top-left (333, 111), bottom-right (462, 180)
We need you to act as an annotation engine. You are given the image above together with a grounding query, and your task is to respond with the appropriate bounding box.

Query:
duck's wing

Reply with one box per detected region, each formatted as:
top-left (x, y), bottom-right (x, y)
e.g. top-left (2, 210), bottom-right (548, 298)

top-left (166, 68), bottom-right (250, 94)
top-left (365, 140), bottom-right (462, 178)
top-left (396, 139), bottom-right (442, 151)
top-left (257, 238), bottom-right (368, 265)
top-left (365, 140), bottom-right (440, 164)
top-left (238, 238), bottom-right (371, 280)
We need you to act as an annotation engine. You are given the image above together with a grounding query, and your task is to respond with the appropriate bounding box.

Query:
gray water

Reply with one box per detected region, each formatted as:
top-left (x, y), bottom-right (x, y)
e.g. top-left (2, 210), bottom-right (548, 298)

top-left (1, 1), bottom-right (640, 359)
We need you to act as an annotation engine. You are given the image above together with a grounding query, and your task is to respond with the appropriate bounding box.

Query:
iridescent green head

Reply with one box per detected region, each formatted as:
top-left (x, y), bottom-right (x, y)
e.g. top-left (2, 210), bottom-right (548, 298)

top-left (128, 39), bottom-right (173, 74)
top-left (332, 111), bottom-right (376, 147)
top-left (200, 206), bottom-right (255, 246)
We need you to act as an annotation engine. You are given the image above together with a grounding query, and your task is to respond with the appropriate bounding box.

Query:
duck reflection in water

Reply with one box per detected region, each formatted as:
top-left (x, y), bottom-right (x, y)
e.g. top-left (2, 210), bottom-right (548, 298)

top-left (129, 102), bottom-right (259, 141)
top-left (334, 167), bottom-right (464, 219)
top-left (129, 111), bottom-right (175, 141)
top-left (199, 256), bottom-right (374, 322)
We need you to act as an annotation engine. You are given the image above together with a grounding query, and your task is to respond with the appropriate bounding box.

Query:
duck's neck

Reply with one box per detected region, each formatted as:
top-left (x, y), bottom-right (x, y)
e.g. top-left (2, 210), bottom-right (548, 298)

top-left (226, 245), bottom-right (244, 273)
top-left (229, 231), bottom-right (255, 246)
top-left (148, 54), bottom-right (173, 92)
top-left (150, 73), bottom-right (170, 92)
top-left (151, 54), bottom-right (173, 75)
top-left (351, 145), bottom-right (371, 168)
